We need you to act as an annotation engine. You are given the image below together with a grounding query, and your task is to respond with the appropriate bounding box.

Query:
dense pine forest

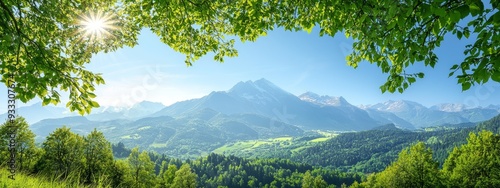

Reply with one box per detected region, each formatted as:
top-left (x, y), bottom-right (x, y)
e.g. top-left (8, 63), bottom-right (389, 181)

top-left (1, 114), bottom-right (499, 187)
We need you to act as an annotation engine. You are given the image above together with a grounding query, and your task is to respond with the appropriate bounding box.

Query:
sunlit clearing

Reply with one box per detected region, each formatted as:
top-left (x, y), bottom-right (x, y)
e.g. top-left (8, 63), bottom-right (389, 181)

top-left (78, 11), bottom-right (118, 41)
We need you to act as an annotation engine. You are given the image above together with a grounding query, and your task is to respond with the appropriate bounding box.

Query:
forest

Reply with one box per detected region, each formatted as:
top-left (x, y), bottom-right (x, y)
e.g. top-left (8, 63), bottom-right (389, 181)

top-left (0, 114), bottom-right (499, 187)
top-left (0, 116), bottom-right (361, 188)
top-left (216, 115), bottom-right (500, 174)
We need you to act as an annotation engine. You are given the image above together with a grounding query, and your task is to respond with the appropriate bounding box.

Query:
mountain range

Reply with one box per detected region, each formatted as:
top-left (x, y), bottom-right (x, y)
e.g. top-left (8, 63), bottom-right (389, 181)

top-left (5, 78), bottom-right (499, 158)
top-left (8, 78), bottom-right (499, 129)
top-left (150, 79), bottom-right (378, 130)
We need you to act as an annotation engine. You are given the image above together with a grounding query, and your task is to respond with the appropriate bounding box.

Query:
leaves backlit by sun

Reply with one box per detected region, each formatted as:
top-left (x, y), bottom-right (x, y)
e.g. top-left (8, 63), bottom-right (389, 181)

top-left (77, 11), bottom-right (118, 41)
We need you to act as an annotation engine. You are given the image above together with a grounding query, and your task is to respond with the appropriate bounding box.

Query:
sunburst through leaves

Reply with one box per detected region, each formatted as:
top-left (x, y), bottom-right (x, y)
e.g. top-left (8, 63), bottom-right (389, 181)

top-left (77, 10), bottom-right (118, 41)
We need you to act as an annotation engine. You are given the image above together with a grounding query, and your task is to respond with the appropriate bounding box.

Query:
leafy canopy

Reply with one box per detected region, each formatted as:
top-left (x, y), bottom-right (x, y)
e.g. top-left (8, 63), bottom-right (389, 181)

top-left (442, 131), bottom-right (500, 187)
top-left (1, 0), bottom-right (499, 114)
top-left (360, 142), bottom-right (443, 188)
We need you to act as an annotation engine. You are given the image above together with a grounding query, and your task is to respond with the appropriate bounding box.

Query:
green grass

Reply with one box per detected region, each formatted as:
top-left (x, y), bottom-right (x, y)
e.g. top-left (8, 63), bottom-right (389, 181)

top-left (137, 126), bottom-right (151, 130)
top-left (120, 134), bottom-right (141, 139)
top-left (213, 141), bottom-right (257, 153)
top-left (251, 141), bottom-right (270, 148)
top-left (272, 137), bottom-right (293, 141)
top-left (310, 137), bottom-right (331, 142)
top-left (0, 167), bottom-right (111, 188)
top-left (213, 133), bottom-right (338, 157)
top-left (150, 142), bottom-right (168, 148)
top-left (120, 135), bottom-right (132, 139)
top-left (291, 146), bottom-right (310, 153)
top-left (314, 130), bottom-right (339, 137)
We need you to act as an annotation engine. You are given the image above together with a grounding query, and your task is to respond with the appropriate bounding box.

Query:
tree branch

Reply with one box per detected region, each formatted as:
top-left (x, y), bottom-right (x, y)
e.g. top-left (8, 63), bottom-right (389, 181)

top-left (0, 0), bottom-right (21, 35)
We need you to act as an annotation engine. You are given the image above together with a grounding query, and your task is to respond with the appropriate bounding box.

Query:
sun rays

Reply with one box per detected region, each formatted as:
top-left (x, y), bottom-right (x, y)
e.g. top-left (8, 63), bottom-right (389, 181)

top-left (77, 10), bottom-right (119, 41)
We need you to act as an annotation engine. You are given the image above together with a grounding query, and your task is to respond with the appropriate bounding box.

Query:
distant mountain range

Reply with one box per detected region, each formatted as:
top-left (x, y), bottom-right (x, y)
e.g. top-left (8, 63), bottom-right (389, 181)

top-left (6, 78), bottom-right (499, 129)
top-left (5, 78), bottom-right (499, 158)
top-left (150, 79), bottom-right (378, 131)
top-left (361, 100), bottom-right (500, 128)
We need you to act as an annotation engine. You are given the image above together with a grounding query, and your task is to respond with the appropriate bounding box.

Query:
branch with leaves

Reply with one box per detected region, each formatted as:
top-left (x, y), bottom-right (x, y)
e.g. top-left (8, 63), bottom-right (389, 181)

top-left (0, 0), bottom-right (498, 115)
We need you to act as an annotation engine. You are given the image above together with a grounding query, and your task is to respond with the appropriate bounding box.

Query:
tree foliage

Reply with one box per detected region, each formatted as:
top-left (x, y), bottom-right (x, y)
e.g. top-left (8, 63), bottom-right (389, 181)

top-left (172, 163), bottom-right (197, 188)
top-left (5, 119), bottom-right (500, 187)
top-left (36, 126), bottom-right (85, 178)
top-left (82, 128), bottom-right (114, 184)
top-left (157, 162), bottom-right (178, 188)
top-left (128, 147), bottom-right (156, 188)
top-left (0, 117), bottom-right (41, 172)
top-left (302, 170), bottom-right (329, 188)
top-left (109, 159), bottom-right (134, 188)
top-left (366, 142), bottom-right (443, 188)
top-left (353, 130), bottom-right (500, 187)
top-left (1, 0), bottom-right (498, 114)
top-left (442, 131), bottom-right (500, 187)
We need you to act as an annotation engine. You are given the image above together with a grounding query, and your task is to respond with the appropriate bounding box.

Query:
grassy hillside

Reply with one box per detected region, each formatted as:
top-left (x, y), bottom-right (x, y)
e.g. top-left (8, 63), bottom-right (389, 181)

top-left (0, 168), bottom-right (104, 188)
top-left (213, 131), bottom-right (339, 158)
top-left (211, 115), bottom-right (500, 173)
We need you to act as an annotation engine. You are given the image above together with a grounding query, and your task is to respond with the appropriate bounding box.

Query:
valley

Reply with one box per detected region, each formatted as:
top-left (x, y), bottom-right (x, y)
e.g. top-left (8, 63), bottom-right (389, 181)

top-left (4, 79), bottom-right (498, 160)
top-left (2, 79), bottom-right (499, 187)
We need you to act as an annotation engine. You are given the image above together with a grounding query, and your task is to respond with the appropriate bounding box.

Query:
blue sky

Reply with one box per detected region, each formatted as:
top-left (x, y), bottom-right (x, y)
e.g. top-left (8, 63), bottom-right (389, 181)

top-left (3, 27), bottom-right (500, 111)
top-left (83, 27), bottom-right (500, 108)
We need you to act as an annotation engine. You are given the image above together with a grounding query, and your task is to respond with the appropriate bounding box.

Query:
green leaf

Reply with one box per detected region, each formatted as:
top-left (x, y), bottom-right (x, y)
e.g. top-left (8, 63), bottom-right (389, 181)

top-left (50, 99), bottom-right (58, 106)
top-left (303, 24), bottom-right (314, 34)
top-left (457, 31), bottom-right (463, 39)
top-left (450, 11), bottom-right (461, 23)
top-left (408, 77), bottom-right (416, 84)
top-left (380, 85), bottom-right (387, 93)
top-left (387, 21), bottom-right (397, 30)
top-left (42, 98), bottom-right (51, 106)
top-left (417, 73), bottom-right (424, 78)
top-left (388, 85), bottom-right (395, 93)
top-left (403, 82), bottom-right (409, 89)
top-left (462, 82), bottom-right (471, 91)
top-left (398, 87), bottom-right (403, 93)
top-left (449, 72), bottom-right (455, 77)
top-left (492, 72), bottom-right (500, 82)
top-left (88, 92), bottom-right (97, 98)
top-left (397, 18), bottom-right (405, 28)
top-left (469, 2), bottom-right (483, 16)
top-left (432, 23), bottom-right (441, 36)
top-left (463, 28), bottom-right (470, 38)
top-left (90, 101), bottom-right (100, 108)
top-left (456, 5), bottom-right (470, 18)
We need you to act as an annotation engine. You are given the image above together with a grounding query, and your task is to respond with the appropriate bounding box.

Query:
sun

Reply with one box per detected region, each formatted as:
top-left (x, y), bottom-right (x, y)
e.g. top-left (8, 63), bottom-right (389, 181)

top-left (77, 11), bottom-right (118, 41)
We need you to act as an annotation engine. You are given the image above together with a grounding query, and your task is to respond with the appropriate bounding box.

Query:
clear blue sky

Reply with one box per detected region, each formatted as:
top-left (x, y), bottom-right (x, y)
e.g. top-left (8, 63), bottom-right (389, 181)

top-left (3, 27), bottom-right (500, 111)
top-left (83, 27), bottom-right (500, 108)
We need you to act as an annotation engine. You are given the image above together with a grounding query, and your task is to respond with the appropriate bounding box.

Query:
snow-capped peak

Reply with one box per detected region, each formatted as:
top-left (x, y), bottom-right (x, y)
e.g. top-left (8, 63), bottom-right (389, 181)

top-left (430, 103), bottom-right (466, 112)
top-left (369, 100), bottom-right (426, 112)
top-left (298, 92), bottom-right (351, 107)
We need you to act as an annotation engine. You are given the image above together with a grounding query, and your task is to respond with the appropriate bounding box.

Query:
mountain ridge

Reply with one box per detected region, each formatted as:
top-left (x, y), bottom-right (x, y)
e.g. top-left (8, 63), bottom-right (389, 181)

top-left (3, 78), bottom-right (498, 129)
top-left (15, 78), bottom-right (500, 159)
